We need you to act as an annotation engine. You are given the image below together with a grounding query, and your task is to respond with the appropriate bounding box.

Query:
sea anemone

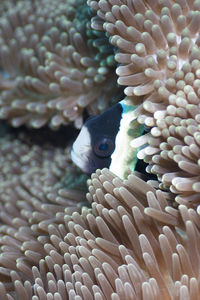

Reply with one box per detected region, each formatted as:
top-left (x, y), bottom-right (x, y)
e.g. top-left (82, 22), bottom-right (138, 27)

top-left (0, 127), bottom-right (87, 296)
top-left (1, 0), bottom-right (200, 298)
top-left (0, 0), bottom-right (118, 129)
top-left (88, 0), bottom-right (200, 207)
top-left (0, 167), bottom-right (199, 299)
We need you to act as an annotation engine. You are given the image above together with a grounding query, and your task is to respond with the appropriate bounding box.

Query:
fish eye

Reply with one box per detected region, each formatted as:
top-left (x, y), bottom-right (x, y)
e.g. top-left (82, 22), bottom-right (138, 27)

top-left (94, 137), bottom-right (114, 158)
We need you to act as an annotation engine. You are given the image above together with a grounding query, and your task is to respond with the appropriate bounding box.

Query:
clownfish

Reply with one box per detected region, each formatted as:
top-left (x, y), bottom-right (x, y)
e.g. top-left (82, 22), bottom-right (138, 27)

top-left (71, 99), bottom-right (144, 179)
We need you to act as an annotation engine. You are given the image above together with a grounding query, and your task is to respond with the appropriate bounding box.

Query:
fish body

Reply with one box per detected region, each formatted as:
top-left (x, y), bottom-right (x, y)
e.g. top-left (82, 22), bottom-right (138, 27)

top-left (71, 99), bottom-right (144, 178)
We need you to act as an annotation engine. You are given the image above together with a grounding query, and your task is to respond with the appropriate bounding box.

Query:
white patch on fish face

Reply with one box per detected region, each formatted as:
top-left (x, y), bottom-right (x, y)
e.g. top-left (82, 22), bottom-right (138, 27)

top-left (71, 126), bottom-right (92, 173)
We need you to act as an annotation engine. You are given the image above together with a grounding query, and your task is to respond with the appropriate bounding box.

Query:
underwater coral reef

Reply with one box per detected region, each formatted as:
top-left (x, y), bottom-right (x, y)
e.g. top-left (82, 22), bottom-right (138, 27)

top-left (0, 0), bottom-right (200, 299)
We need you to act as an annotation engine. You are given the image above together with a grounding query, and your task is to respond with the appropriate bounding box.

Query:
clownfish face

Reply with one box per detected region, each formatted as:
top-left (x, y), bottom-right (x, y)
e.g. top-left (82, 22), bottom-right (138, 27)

top-left (71, 103), bottom-right (122, 174)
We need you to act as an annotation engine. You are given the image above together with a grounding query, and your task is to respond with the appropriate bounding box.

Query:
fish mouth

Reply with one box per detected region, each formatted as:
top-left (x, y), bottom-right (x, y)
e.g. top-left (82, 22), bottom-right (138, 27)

top-left (71, 147), bottom-right (98, 175)
top-left (71, 147), bottom-right (91, 174)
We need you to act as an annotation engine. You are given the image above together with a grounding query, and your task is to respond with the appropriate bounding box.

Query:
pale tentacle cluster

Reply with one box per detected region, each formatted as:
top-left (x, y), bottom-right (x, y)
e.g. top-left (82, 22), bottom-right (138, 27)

top-left (87, 0), bottom-right (200, 206)
top-left (0, 0), bottom-right (117, 129)
top-left (0, 130), bottom-right (86, 294)
top-left (0, 0), bottom-right (200, 298)
top-left (0, 167), bottom-right (199, 299)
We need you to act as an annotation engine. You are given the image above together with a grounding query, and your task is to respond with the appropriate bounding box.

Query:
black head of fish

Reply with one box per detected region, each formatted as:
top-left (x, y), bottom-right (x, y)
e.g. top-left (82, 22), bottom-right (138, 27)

top-left (71, 103), bottom-right (122, 174)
